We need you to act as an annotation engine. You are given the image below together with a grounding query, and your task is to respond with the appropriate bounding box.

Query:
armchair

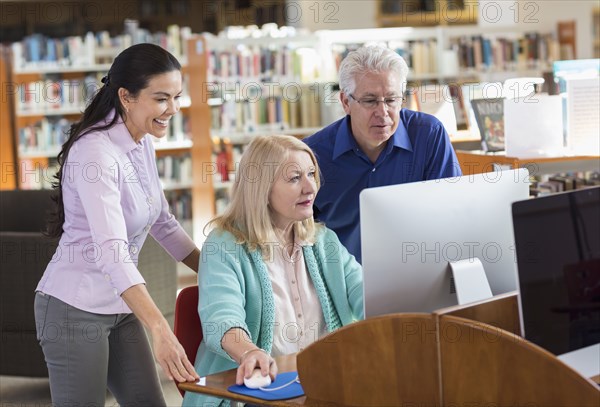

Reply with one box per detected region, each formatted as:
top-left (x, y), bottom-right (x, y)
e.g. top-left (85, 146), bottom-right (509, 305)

top-left (0, 189), bottom-right (177, 377)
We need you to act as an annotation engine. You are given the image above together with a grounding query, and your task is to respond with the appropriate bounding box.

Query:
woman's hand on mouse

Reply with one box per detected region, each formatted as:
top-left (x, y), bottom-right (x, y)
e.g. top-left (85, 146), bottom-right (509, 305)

top-left (236, 348), bottom-right (278, 386)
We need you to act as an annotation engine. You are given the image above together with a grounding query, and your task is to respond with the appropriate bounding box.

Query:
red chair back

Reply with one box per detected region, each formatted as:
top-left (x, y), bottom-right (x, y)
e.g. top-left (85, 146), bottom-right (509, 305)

top-left (174, 285), bottom-right (203, 396)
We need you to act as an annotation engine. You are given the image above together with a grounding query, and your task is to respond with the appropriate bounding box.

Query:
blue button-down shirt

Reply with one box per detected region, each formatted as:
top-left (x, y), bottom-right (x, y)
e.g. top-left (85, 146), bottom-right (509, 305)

top-left (304, 109), bottom-right (462, 263)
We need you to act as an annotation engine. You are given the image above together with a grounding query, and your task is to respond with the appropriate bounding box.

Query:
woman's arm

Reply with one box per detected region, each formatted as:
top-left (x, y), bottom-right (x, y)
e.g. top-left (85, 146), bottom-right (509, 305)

top-left (221, 328), bottom-right (277, 385)
top-left (122, 284), bottom-right (199, 382)
top-left (182, 247), bottom-right (200, 273)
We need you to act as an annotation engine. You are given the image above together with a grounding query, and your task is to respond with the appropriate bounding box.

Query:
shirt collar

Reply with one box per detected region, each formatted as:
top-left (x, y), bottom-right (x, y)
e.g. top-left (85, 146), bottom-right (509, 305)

top-left (332, 112), bottom-right (413, 160)
top-left (104, 110), bottom-right (145, 155)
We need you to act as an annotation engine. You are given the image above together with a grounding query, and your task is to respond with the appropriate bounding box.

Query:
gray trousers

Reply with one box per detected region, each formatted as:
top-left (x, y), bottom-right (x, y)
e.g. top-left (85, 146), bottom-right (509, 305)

top-left (34, 292), bottom-right (166, 406)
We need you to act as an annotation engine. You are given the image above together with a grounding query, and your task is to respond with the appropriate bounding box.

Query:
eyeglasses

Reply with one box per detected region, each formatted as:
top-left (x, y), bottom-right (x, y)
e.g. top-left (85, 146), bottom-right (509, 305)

top-left (349, 94), bottom-right (404, 110)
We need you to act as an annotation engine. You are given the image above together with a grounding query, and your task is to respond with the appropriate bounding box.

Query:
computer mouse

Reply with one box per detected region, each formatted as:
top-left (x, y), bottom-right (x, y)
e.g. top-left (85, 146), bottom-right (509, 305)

top-left (243, 368), bottom-right (272, 389)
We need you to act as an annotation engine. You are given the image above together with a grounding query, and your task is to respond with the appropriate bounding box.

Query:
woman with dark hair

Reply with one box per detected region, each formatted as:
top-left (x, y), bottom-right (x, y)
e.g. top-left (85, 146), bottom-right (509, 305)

top-left (35, 43), bottom-right (200, 406)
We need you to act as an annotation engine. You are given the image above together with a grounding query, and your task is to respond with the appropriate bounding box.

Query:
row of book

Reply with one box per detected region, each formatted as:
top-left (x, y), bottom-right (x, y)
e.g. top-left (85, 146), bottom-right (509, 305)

top-left (19, 116), bottom-right (190, 154)
top-left (12, 23), bottom-right (192, 70)
top-left (530, 172), bottom-right (600, 197)
top-left (206, 45), bottom-right (322, 84)
top-left (151, 114), bottom-right (191, 146)
top-left (210, 87), bottom-right (323, 133)
top-left (19, 118), bottom-right (70, 154)
top-left (448, 32), bottom-right (565, 72)
top-left (331, 40), bottom-right (439, 76)
top-left (18, 153), bottom-right (196, 195)
top-left (207, 39), bottom-right (441, 82)
top-left (164, 190), bottom-right (193, 221)
top-left (15, 76), bottom-right (100, 113)
top-left (156, 154), bottom-right (193, 190)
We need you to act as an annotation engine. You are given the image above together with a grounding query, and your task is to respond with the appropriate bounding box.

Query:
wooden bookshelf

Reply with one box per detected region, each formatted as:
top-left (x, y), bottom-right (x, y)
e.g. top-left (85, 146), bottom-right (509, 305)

top-left (0, 46), bottom-right (17, 190)
top-left (186, 36), bottom-right (215, 245)
top-left (456, 150), bottom-right (600, 176)
top-left (2, 30), bottom-right (197, 239)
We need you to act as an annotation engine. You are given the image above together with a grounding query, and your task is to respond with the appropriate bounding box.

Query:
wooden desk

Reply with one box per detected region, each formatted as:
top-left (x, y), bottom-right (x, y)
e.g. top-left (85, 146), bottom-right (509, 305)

top-left (178, 354), bottom-right (309, 406)
top-left (180, 311), bottom-right (600, 406)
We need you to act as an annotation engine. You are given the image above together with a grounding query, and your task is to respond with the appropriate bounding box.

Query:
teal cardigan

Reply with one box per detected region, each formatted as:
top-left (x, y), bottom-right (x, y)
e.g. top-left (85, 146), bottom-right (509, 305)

top-left (182, 226), bottom-right (364, 406)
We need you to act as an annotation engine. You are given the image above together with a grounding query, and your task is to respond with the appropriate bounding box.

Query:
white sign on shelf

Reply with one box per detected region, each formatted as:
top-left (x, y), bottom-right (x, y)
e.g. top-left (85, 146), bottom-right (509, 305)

top-left (565, 77), bottom-right (600, 156)
top-left (504, 94), bottom-right (564, 158)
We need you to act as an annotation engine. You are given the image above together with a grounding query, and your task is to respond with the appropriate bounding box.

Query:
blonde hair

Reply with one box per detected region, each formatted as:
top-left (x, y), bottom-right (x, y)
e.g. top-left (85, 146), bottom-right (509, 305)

top-left (206, 135), bottom-right (322, 257)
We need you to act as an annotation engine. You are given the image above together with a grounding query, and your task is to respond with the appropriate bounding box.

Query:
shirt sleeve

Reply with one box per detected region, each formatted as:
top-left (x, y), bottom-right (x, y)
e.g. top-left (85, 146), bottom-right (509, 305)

top-left (198, 232), bottom-right (251, 361)
top-left (149, 189), bottom-right (196, 262)
top-left (70, 139), bottom-right (145, 296)
top-left (424, 122), bottom-right (463, 179)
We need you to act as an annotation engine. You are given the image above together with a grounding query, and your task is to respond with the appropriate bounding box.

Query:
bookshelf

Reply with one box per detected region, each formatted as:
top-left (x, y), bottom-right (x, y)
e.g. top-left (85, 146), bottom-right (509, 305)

top-left (0, 46), bottom-right (16, 190)
top-left (184, 23), bottom-right (579, 219)
top-left (2, 23), bottom-right (590, 237)
top-left (186, 26), bottom-right (330, 220)
top-left (455, 150), bottom-right (600, 195)
top-left (0, 29), bottom-right (196, 238)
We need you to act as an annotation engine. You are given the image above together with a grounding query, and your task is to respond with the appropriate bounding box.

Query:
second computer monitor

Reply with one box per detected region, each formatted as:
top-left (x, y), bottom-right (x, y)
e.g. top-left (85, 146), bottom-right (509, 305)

top-left (360, 168), bottom-right (530, 317)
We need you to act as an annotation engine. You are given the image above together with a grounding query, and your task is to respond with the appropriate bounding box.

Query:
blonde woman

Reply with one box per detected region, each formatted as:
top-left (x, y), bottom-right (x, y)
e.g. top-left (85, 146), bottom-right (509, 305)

top-left (183, 135), bottom-right (363, 406)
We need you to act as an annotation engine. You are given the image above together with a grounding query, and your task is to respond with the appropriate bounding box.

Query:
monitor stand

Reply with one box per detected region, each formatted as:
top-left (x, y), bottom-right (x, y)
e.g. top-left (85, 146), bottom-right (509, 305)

top-left (450, 258), bottom-right (493, 305)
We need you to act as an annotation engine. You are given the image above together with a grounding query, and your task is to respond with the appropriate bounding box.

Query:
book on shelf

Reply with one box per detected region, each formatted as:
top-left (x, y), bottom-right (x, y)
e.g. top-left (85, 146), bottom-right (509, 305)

top-left (18, 117), bottom-right (71, 153)
top-left (16, 75), bottom-right (101, 113)
top-left (164, 189), bottom-right (193, 221)
top-left (206, 45), bottom-right (319, 83)
top-left (209, 85), bottom-right (323, 135)
top-left (11, 23), bottom-right (192, 71)
top-left (557, 20), bottom-right (577, 60)
top-left (332, 39), bottom-right (438, 77)
top-left (447, 31), bottom-right (560, 72)
top-left (156, 153), bottom-right (192, 188)
top-left (459, 82), bottom-right (504, 139)
top-left (470, 98), bottom-right (505, 152)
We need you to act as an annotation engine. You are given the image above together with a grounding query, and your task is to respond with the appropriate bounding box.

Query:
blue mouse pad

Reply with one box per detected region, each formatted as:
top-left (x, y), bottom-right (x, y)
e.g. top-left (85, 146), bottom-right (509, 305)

top-left (227, 371), bottom-right (304, 401)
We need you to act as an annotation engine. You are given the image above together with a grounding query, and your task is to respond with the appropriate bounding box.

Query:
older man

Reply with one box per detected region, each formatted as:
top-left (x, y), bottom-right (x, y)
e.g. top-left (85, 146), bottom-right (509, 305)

top-left (304, 45), bottom-right (462, 263)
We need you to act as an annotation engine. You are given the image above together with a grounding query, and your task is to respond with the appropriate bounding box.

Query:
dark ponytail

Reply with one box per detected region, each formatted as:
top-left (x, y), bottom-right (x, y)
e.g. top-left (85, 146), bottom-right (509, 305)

top-left (46, 43), bottom-right (181, 238)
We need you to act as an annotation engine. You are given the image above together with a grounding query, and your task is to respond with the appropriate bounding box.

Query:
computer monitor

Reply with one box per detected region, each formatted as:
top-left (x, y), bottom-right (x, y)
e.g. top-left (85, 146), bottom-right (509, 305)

top-left (360, 168), bottom-right (530, 317)
top-left (512, 187), bottom-right (600, 378)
